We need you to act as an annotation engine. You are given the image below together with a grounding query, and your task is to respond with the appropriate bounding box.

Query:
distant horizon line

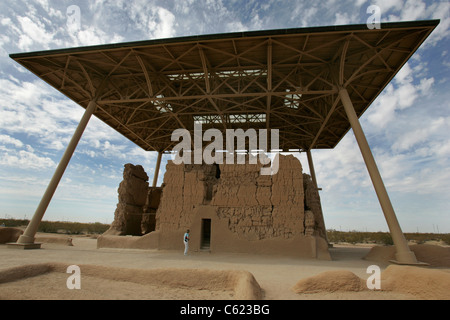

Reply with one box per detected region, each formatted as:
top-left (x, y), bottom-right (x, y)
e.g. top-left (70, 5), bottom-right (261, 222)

top-left (1, 217), bottom-right (447, 235)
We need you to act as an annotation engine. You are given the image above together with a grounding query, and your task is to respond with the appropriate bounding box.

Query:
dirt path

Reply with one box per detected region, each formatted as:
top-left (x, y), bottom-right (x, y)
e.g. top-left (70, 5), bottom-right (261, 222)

top-left (0, 235), bottom-right (448, 300)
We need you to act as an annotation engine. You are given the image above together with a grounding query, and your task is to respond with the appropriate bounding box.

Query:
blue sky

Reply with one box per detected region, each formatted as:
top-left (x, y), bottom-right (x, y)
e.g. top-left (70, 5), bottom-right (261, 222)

top-left (0, 0), bottom-right (449, 233)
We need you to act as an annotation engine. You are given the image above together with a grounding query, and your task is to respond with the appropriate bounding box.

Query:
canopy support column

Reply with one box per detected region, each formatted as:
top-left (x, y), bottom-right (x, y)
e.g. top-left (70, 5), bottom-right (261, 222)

top-left (305, 149), bottom-right (330, 246)
top-left (12, 100), bottom-right (97, 248)
top-left (306, 149), bottom-right (319, 190)
top-left (339, 88), bottom-right (421, 264)
top-left (152, 151), bottom-right (162, 187)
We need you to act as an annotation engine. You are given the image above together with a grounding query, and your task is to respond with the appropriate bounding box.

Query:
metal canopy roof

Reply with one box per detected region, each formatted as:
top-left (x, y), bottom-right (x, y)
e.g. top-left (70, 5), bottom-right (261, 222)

top-left (10, 20), bottom-right (439, 152)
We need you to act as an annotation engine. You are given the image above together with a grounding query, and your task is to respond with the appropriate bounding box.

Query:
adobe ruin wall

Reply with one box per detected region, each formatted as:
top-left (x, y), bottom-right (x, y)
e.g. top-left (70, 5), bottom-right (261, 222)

top-left (100, 155), bottom-right (330, 259)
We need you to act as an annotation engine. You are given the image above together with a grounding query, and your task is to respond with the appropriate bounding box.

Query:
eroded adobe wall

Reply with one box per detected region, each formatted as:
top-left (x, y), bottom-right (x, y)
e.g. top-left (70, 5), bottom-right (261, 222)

top-left (154, 154), bottom-right (330, 258)
top-left (156, 163), bottom-right (214, 232)
top-left (303, 173), bottom-right (328, 240)
top-left (103, 155), bottom-right (330, 258)
top-left (103, 164), bottom-right (149, 236)
top-left (211, 155), bottom-right (304, 241)
top-left (141, 187), bottom-right (162, 234)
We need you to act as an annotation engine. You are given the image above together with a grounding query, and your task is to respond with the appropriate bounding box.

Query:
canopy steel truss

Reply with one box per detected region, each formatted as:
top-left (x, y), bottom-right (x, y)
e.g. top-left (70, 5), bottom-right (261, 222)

top-left (11, 21), bottom-right (438, 153)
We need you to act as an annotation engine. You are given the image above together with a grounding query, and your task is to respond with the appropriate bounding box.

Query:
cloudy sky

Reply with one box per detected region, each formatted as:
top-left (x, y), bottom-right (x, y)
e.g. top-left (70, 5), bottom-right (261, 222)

top-left (0, 0), bottom-right (449, 233)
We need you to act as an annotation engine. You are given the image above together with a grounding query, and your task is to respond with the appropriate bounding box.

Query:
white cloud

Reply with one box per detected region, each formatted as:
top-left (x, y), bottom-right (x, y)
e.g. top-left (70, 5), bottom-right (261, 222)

top-left (312, 134), bottom-right (368, 192)
top-left (434, 139), bottom-right (450, 158)
top-left (17, 16), bottom-right (54, 50)
top-left (127, 146), bottom-right (159, 168)
top-left (366, 63), bottom-right (435, 128)
top-left (152, 7), bottom-right (176, 39)
top-left (298, 6), bottom-right (319, 27)
top-left (0, 78), bottom-right (83, 144)
top-left (400, 0), bottom-right (427, 21)
top-left (426, 1), bottom-right (450, 46)
top-left (374, 145), bottom-right (450, 196)
top-left (70, 27), bottom-right (124, 46)
top-left (5, 1), bottom-right (66, 52)
top-left (371, 0), bottom-right (404, 12)
top-left (48, 140), bottom-right (64, 151)
top-left (127, 2), bottom-right (176, 39)
top-left (355, 0), bottom-right (367, 7)
top-left (371, 0), bottom-right (450, 47)
top-left (0, 134), bottom-right (24, 148)
top-left (374, 149), bottom-right (411, 183)
top-left (0, 148), bottom-right (56, 170)
top-left (392, 117), bottom-right (445, 152)
top-left (175, 0), bottom-right (195, 15)
top-left (334, 12), bottom-right (355, 25)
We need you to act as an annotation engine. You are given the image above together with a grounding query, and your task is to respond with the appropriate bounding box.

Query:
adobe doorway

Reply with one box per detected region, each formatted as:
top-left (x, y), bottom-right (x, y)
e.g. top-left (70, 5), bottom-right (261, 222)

top-left (201, 219), bottom-right (211, 250)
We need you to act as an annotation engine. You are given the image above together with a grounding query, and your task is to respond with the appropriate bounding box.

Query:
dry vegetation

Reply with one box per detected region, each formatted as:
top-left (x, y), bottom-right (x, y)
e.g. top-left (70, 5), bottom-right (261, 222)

top-left (0, 219), bottom-right (109, 235)
top-left (0, 219), bottom-right (450, 245)
top-left (326, 229), bottom-right (450, 246)
top-left (1, 218), bottom-right (448, 245)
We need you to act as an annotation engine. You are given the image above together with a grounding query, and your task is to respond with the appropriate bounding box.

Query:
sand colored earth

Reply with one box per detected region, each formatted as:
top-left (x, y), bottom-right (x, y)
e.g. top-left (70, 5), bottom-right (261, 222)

top-left (292, 266), bottom-right (450, 300)
top-left (0, 227), bottom-right (23, 244)
top-left (292, 270), bottom-right (366, 293)
top-left (34, 236), bottom-right (74, 246)
top-left (381, 265), bottom-right (450, 300)
top-left (364, 243), bottom-right (450, 267)
top-left (0, 233), bottom-right (449, 300)
top-left (0, 262), bottom-right (260, 300)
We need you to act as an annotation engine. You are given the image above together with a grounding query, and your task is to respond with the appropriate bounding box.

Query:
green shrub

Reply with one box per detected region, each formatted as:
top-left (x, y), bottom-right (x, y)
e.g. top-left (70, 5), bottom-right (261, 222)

top-left (375, 232), bottom-right (393, 245)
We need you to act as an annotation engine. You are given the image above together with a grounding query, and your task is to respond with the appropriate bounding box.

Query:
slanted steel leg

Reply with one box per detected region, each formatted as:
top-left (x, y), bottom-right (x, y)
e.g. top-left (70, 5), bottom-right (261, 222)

top-left (339, 88), bottom-right (422, 265)
top-left (13, 101), bottom-right (97, 248)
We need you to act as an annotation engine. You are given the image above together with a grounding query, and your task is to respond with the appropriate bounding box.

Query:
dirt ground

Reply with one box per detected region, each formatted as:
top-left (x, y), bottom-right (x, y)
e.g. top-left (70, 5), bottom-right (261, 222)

top-left (0, 233), bottom-right (449, 300)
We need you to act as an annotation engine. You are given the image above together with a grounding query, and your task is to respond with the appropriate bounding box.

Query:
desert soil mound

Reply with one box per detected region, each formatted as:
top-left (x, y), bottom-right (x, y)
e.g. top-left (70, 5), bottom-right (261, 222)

top-left (0, 227), bottom-right (23, 244)
top-left (292, 265), bottom-right (450, 300)
top-left (0, 262), bottom-right (262, 300)
top-left (292, 270), bottom-right (365, 294)
top-left (381, 265), bottom-right (450, 300)
top-left (364, 244), bottom-right (450, 267)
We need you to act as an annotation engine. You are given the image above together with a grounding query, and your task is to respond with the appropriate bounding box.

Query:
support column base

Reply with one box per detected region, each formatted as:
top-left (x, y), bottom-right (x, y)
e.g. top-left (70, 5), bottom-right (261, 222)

top-left (389, 260), bottom-right (430, 266)
top-left (6, 242), bottom-right (42, 250)
top-left (389, 250), bottom-right (429, 266)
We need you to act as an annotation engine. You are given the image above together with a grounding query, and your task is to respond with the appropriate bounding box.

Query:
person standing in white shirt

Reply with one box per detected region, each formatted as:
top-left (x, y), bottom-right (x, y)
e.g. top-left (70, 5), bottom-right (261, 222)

top-left (183, 229), bottom-right (190, 255)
